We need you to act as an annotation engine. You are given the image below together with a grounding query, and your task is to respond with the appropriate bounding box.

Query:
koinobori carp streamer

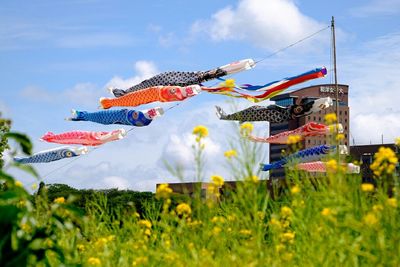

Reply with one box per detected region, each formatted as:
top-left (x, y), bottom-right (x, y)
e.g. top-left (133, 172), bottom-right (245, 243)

top-left (248, 122), bottom-right (343, 144)
top-left (40, 129), bottom-right (126, 146)
top-left (68, 107), bottom-right (164, 126)
top-left (110, 59), bottom-right (256, 97)
top-left (100, 85), bottom-right (201, 109)
top-left (216, 97), bottom-right (333, 123)
top-left (260, 145), bottom-right (348, 171)
top-left (14, 146), bottom-right (88, 164)
top-left (295, 161), bottom-right (360, 174)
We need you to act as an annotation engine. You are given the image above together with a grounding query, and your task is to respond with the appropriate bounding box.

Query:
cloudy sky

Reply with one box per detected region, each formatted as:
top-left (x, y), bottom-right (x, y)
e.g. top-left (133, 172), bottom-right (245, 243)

top-left (1, 0), bottom-right (399, 191)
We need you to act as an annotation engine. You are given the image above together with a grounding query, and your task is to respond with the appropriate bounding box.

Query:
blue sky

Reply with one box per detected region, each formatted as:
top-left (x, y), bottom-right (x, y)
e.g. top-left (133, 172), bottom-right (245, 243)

top-left (1, 0), bottom-right (400, 191)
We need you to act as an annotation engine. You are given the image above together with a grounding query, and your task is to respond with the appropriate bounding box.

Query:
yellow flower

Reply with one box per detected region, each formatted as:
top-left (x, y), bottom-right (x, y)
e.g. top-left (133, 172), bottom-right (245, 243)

top-left (324, 113), bottom-right (337, 124)
top-left (31, 183), bottom-right (37, 190)
top-left (280, 206), bottom-right (293, 218)
top-left (14, 180), bottom-right (23, 187)
top-left (247, 175), bottom-right (259, 183)
top-left (88, 257), bottom-right (101, 266)
top-left (176, 203), bottom-right (192, 216)
top-left (54, 197), bottom-right (65, 204)
top-left (370, 147), bottom-right (398, 176)
top-left (336, 133), bottom-right (345, 141)
top-left (224, 149), bottom-right (237, 158)
top-left (132, 256), bottom-right (148, 266)
top-left (372, 204), bottom-right (384, 212)
top-left (269, 217), bottom-right (281, 228)
top-left (363, 212), bottom-right (378, 226)
top-left (326, 159), bottom-right (338, 172)
top-left (211, 175), bottom-right (224, 187)
top-left (275, 244), bottom-right (285, 252)
top-left (395, 137), bottom-right (400, 147)
top-left (321, 208), bottom-right (331, 217)
top-left (211, 216), bottom-right (225, 224)
top-left (212, 226), bottom-right (221, 235)
top-left (156, 183), bottom-right (173, 199)
top-left (192, 125), bottom-right (209, 138)
top-left (287, 134), bottom-right (302, 144)
top-left (144, 228), bottom-right (151, 236)
top-left (281, 231), bottom-right (295, 242)
top-left (138, 219), bottom-right (152, 229)
top-left (240, 122), bottom-right (254, 136)
top-left (77, 244), bottom-right (85, 252)
top-left (387, 198), bottom-right (397, 208)
top-left (239, 229), bottom-right (252, 236)
top-left (361, 183), bottom-right (374, 192)
top-left (290, 185), bottom-right (301, 195)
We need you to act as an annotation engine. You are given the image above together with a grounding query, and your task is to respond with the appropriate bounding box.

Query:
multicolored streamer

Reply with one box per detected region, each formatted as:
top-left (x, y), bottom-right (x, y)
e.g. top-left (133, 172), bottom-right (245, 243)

top-left (100, 85), bottom-right (200, 109)
top-left (41, 129), bottom-right (126, 146)
top-left (260, 145), bottom-right (348, 171)
top-left (14, 146), bottom-right (88, 164)
top-left (202, 67), bottom-right (327, 102)
top-left (216, 97), bottom-right (332, 123)
top-left (248, 122), bottom-right (343, 144)
top-left (111, 59), bottom-right (255, 97)
top-left (68, 107), bottom-right (164, 126)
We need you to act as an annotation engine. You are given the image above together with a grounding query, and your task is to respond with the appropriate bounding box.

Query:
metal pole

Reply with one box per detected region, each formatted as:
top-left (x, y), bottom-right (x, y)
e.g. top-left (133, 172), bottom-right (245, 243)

top-left (331, 16), bottom-right (339, 125)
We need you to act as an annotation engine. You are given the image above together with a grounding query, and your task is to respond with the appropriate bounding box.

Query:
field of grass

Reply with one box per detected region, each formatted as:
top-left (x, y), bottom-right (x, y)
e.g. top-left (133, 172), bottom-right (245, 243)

top-left (1, 115), bottom-right (399, 266)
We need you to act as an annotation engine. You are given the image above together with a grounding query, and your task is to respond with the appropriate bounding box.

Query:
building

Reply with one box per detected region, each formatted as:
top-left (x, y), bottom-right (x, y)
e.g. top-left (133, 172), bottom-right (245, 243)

top-left (269, 84), bottom-right (350, 179)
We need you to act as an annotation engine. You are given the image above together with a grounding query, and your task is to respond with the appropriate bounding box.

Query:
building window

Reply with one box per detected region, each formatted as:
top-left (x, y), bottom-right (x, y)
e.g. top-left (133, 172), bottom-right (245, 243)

top-left (345, 111), bottom-right (347, 115)
top-left (308, 140), bottom-right (311, 144)
top-left (313, 116), bottom-right (316, 121)
top-left (339, 111), bottom-right (342, 115)
top-left (345, 118), bottom-right (348, 122)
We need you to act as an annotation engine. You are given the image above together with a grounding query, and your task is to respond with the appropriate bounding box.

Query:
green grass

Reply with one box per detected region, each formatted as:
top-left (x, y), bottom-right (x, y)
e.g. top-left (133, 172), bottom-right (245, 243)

top-left (1, 123), bottom-right (399, 266)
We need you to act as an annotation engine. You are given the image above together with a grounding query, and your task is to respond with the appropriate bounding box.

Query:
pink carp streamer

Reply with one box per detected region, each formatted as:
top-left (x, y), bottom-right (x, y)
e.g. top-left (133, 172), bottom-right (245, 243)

top-left (248, 122), bottom-right (343, 144)
top-left (296, 161), bottom-right (360, 174)
top-left (100, 85), bottom-right (201, 109)
top-left (40, 129), bottom-right (126, 146)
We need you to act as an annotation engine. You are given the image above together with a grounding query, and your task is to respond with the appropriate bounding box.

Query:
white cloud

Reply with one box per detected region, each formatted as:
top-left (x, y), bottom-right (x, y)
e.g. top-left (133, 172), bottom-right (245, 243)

top-left (341, 32), bottom-right (400, 145)
top-left (350, 0), bottom-right (400, 17)
top-left (106, 60), bottom-right (158, 90)
top-left (101, 176), bottom-right (130, 189)
top-left (20, 86), bottom-right (54, 103)
top-left (191, 0), bottom-right (327, 51)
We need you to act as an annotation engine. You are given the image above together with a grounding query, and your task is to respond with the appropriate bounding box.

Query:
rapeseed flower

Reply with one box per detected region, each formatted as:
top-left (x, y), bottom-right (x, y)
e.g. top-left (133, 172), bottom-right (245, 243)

top-left (387, 198), bottom-right (398, 208)
top-left (239, 229), bottom-right (252, 236)
top-left (280, 206), bottom-right (293, 218)
top-left (54, 197), bottom-right (65, 204)
top-left (224, 149), bottom-right (237, 158)
top-left (326, 159), bottom-right (338, 172)
top-left (14, 180), bottom-right (23, 187)
top-left (132, 256), bottom-right (148, 266)
top-left (192, 125), bottom-right (208, 138)
top-left (361, 183), bottom-right (374, 192)
top-left (370, 147), bottom-right (398, 176)
top-left (363, 212), bottom-right (378, 226)
top-left (211, 175), bottom-right (224, 187)
top-left (176, 203), bottom-right (192, 216)
top-left (287, 134), bottom-right (302, 144)
top-left (324, 113), bottom-right (337, 124)
top-left (321, 208), bottom-right (331, 217)
top-left (395, 137), bottom-right (400, 147)
top-left (138, 219), bottom-right (152, 229)
top-left (156, 183), bottom-right (173, 199)
top-left (240, 122), bottom-right (254, 136)
top-left (290, 185), bottom-right (301, 195)
top-left (88, 257), bottom-right (101, 266)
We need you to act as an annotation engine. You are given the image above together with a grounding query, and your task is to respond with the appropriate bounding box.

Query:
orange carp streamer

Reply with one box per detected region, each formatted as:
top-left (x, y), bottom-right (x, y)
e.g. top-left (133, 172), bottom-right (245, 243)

top-left (100, 85), bottom-right (201, 109)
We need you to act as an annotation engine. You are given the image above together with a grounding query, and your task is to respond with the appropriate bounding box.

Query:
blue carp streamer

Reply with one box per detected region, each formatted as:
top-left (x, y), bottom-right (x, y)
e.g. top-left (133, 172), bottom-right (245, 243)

top-left (68, 107), bottom-right (164, 126)
top-left (14, 146), bottom-right (88, 164)
top-left (260, 145), bottom-right (347, 171)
